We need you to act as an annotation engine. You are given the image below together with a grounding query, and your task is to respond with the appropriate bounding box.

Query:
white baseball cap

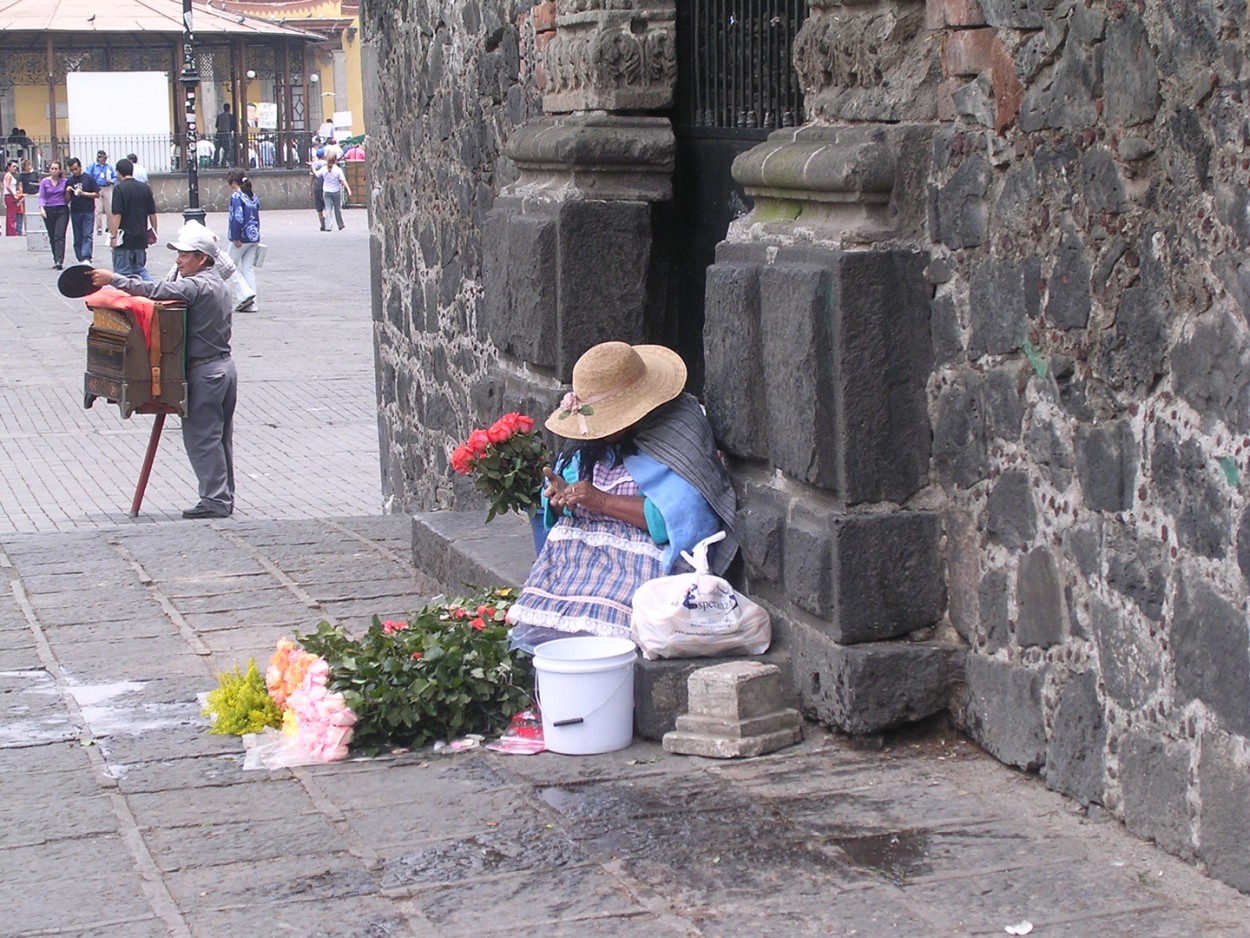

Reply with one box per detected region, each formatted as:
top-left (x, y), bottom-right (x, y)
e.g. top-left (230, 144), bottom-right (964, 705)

top-left (167, 222), bottom-right (217, 257)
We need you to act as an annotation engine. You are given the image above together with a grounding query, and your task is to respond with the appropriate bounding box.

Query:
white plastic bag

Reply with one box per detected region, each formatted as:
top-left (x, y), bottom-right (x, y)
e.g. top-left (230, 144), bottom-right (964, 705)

top-left (630, 532), bottom-right (771, 660)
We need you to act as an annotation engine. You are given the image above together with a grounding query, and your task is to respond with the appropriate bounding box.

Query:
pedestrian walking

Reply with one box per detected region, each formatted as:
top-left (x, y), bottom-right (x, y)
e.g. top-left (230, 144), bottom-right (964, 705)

top-left (37, 160), bottom-right (69, 270)
top-left (18, 159), bottom-right (39, 236)
top-left (89, 150), bottom-right (116, 235)
top-left (65, 157), bottom-right (100, 262)
top-left (3, 160), bottom-right (21, 237)
top-left (108, 157), bottom-right (158, 281)
top-left (309, 150), bottom-right (327, 231)
top-left (225, 170), bottom-right (260, 313)
top-left (317, 152), bottom-right (351, 231)
top-left (126, 152), bottom-right (149, 184)
top-left (89, 222), bottom-right (237, 519)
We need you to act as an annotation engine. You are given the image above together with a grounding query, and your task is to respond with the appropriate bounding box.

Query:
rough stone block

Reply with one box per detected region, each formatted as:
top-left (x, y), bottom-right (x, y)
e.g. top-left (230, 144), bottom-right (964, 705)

top-left (1173, 570), bottom-right (1250, 738)
top-left (1075, 422), bottom-right (1135, 517)
top-left (555, 200), bottom-right (652, 381)
top-left (827, 512), bottom-right (946, 644)
top-left (968, 255), bottom-right (1032, 356)
top-left (1119, 731), bottom-right (1193, 859)
top-left (783, 510), bottom-right (833, 619)
top-left (483, 203), bottom-right (559, 368)
top-left (1043, 671), bottom-right (1105, 805)
top-left (663, 723), bottom-right (803, 759)
top-left (833, 250), bottom-right (934, 504)
top-left (760, 260), bottom-right (838, 489)
top-left (944, 28), bottom-right (996, 77)
top-left (673, 709), bottom-right (801, 740)
top-left (1016, 547), bottom-right (1067, 648)
top-left (961, 653), bottom-right (1047, 771)
top-left (787, 621), bottom-right (965, 734)
top-left (633, 650), bottom-right (793, 740)
top-left (986, 469), bottom-right (1037, 549)
top-left (736, 481), bottom-right (787, 587)
top-left (1197, 731), bottom-right (1250, 892)
top-left (1103, 12), bottom-right (1160, 128)
top-left (703, 257), bottom-right (766, 460)
top-left (1089, 595), bottom-right (1162, 711)
top-left (685, 661), bottom-right (789, 721)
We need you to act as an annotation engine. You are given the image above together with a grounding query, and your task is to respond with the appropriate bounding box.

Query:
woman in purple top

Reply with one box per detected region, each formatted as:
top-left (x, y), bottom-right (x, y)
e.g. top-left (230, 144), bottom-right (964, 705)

top-left (37, 161), bottom-right (69, 269)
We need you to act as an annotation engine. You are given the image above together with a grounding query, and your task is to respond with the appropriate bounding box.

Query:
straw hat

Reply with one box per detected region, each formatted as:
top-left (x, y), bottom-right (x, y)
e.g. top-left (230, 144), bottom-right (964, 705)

top-left (546, 342), bottom-right (687, 440)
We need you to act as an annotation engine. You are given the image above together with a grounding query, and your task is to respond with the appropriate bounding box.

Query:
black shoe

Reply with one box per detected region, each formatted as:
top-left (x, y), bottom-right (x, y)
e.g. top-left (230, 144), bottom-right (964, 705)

top-left (182, 505), bottom-right (228, 519)
top-left (53, 263), bottom-right (63, 270)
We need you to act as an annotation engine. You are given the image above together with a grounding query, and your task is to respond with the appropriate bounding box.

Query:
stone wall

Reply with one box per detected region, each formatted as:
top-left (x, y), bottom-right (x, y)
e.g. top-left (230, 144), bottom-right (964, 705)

top-left (365, 0), bottom-right (1250, 891)
top-left (360, 0), bottom-right (544, 512)
top-left (921, 0), bottom-right (1250, 889)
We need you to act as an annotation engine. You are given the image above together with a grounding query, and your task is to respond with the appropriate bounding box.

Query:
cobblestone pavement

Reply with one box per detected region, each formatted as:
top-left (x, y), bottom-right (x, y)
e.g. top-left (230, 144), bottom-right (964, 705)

top-left (0, 208), bottom-right (379, 533)
top-left (1, 214), bottom-right (1247, 936)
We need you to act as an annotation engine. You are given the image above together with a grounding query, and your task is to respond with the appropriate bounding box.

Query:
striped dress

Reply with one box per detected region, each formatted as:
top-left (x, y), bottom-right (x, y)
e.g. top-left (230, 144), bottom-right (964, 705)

top-left (506, 460), bottom-right (664, 641)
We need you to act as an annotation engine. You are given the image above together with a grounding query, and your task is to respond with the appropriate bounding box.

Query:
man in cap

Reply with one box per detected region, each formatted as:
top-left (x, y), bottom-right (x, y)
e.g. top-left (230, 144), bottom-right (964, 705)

top-left (88, 150), bottom-right (116, 235)
top-left (90, 222), bottom-right (237, 519)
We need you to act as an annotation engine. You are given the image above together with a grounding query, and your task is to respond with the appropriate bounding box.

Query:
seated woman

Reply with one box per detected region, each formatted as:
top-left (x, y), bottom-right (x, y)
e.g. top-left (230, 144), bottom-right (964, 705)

top-left (507, 341), bottom-right (737, 652)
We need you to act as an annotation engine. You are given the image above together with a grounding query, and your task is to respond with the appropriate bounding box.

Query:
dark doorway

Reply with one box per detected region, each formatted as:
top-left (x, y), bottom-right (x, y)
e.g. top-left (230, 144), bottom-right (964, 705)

top-left (664, 0), bottom-right (806, 393)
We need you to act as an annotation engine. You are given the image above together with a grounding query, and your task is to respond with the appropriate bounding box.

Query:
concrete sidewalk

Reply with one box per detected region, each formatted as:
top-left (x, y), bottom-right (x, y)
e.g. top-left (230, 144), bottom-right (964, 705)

top-left (1, 211), bottom-right (1247, 936)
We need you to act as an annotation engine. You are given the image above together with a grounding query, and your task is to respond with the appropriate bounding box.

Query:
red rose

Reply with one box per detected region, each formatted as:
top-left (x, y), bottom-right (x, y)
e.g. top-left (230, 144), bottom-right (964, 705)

top-left (466, 428), bottom-right (491, 456)
top-left (381, 619), bottom-right (408, 635)
top-left (486, 421), bottom-right (512, 444)
top-left (450, 444), bottom-right (474, 475)
top-left (410, 650), bottom-right (423, 660)
top-left (470, 617), bottom-right (486, 631)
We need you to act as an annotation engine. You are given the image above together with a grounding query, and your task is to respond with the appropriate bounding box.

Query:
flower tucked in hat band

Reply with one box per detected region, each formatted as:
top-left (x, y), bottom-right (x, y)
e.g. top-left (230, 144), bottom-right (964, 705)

top-left (555, 371), bottom-right (648, 436)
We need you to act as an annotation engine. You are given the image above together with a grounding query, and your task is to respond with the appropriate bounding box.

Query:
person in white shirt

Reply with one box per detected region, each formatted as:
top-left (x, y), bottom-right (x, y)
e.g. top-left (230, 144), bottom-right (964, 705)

top-left (315, 152), bottom-right (351, 231)
top-left (126, 153), bottom-right (149, 184)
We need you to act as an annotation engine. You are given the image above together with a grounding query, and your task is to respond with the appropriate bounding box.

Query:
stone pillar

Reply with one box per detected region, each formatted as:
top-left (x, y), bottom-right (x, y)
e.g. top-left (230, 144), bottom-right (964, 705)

top-left (704, 0), bottom-right (962, 734)
top-left (482, 0), bottom-right (677, 394)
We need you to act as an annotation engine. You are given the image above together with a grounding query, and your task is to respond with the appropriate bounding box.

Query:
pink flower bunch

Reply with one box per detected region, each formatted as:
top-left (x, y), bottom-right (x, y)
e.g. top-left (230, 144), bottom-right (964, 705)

top-left (381, 619), bottom-right (408, 635)
top-left (265, 638), bottom-right (319, 708)
top-left (282, 656), bottom-right (357, 762)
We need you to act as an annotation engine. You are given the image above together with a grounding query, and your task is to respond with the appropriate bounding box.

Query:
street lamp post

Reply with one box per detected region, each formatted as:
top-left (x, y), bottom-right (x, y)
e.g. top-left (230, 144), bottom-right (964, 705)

top-left (180, 0), bottom-right (205, 225)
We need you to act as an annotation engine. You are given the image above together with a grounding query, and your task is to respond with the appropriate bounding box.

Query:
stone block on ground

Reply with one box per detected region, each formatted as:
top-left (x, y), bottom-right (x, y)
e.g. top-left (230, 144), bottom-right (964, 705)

top-left (784, 618), bottom-right (966, 734)
top-left (662, 661), bottom-right (803, 759)
top-left (633, 649), bottom-right (793, 741)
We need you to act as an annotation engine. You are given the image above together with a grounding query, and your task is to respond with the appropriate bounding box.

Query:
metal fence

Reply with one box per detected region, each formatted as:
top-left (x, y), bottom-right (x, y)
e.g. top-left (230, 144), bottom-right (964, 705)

top-left (4, 131), bottom-right (335, 174)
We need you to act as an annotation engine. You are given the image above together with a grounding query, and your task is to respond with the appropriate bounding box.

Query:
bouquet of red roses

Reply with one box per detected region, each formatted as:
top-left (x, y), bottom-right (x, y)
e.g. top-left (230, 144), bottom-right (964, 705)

top-left (450, 412), bottom-right (549, 522)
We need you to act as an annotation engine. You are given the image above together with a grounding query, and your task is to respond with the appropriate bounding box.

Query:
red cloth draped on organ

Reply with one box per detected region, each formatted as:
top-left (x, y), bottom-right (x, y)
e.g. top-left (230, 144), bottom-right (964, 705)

top-left (84, 287), bottom-right (158, 347)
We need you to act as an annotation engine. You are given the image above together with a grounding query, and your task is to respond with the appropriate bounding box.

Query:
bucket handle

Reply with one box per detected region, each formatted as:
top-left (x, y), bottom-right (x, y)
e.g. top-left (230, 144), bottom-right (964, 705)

top-left (535, 666), bottom-right (632, 727)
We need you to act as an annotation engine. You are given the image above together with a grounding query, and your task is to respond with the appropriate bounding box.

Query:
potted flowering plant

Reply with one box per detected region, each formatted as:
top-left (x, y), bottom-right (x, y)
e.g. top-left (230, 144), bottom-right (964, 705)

top-left (450, 412), bottom-right (549, 523)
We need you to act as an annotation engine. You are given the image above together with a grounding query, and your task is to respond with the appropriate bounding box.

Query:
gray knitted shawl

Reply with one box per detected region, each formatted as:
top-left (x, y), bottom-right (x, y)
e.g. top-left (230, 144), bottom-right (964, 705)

top-left (632, 392), bottom-right (738, 575)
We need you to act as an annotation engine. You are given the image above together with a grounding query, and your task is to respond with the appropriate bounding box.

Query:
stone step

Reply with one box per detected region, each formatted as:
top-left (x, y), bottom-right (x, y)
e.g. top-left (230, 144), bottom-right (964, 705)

top-left (410, 509), bottom-right (789, 739)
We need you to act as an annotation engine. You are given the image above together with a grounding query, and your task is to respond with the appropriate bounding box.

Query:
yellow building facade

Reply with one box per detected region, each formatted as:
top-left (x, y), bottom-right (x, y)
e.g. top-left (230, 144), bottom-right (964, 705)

top-left (222, 0), bottom-right (364, 139)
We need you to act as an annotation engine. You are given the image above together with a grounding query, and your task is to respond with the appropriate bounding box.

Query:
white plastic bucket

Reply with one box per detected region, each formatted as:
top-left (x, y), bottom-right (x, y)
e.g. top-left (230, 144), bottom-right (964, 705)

top-left (532, 636), bottom-right (637, 755)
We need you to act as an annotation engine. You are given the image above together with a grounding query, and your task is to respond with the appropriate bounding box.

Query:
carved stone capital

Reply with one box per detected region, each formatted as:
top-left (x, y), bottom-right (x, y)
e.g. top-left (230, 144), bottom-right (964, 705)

top-left (729, 124), bottom-right (934, 244)
top-left (542, 1), bottom-right (676, 114)
top-left (793, 0), bottom-right (940, 122)
top-left (503, 114), bottom-right (675, 201)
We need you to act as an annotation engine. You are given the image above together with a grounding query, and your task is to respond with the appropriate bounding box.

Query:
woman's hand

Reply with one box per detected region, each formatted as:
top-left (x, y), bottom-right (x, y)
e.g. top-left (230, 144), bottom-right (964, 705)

top-left (232, 240), bottom-right (242, 247)
top-left (543, 467), bottom-right (606, 513)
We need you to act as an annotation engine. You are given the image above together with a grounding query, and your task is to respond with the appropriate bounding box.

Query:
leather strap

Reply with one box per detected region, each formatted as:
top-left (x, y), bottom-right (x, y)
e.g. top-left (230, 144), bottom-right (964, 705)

top-left (148, 307), bottom-right (162, 398)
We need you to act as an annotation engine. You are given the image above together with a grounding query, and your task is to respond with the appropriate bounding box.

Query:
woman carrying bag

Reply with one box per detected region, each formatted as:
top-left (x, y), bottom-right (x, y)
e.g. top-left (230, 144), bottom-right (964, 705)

top-left (225, 170), bottom-right (261, 313)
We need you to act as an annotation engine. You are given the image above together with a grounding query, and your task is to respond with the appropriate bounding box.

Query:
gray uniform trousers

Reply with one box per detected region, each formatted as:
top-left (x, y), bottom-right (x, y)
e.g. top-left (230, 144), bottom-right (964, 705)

top-left (184, 355), bottom-right (237, 515)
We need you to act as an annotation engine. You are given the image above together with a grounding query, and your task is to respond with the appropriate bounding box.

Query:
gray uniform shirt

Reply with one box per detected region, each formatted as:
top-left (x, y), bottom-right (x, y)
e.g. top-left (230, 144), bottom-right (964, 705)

top-left (109, 264), bottom-right (232, 361)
